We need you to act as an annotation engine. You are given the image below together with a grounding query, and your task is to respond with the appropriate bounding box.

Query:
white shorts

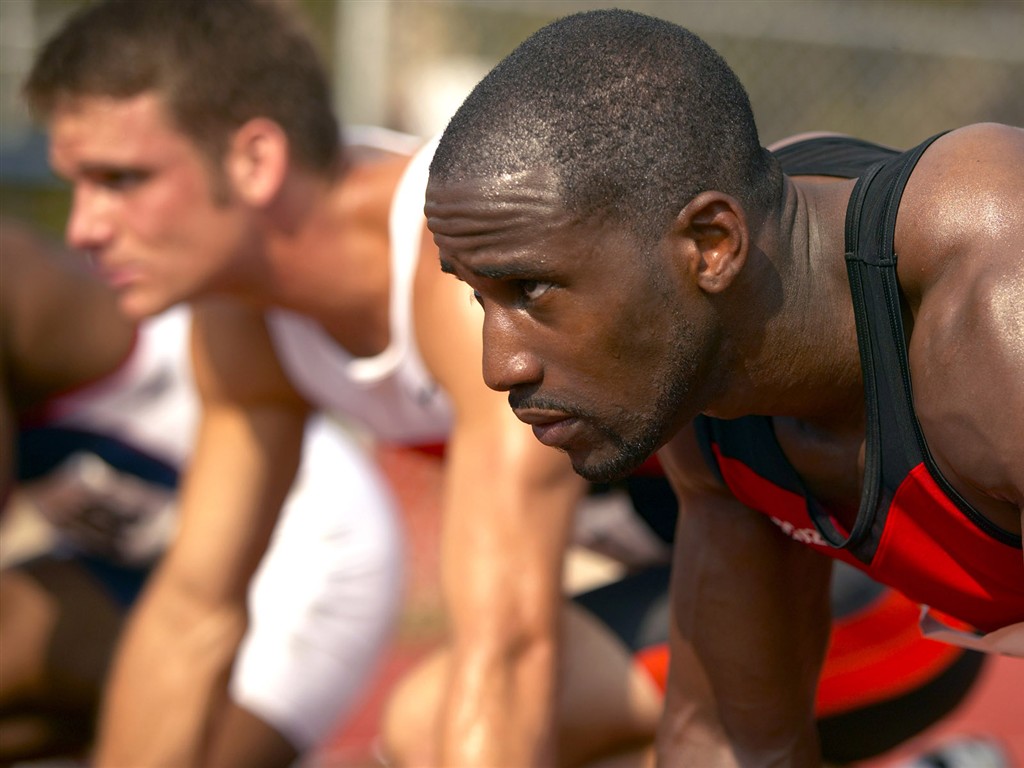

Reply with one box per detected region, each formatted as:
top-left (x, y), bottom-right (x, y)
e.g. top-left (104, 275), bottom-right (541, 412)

top-left (229, 415), bottom-right (404, 749)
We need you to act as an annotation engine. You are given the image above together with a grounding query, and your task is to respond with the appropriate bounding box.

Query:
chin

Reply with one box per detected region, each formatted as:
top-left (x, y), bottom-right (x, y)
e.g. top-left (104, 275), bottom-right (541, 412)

top-left (570, 449), bottom-right (645, 484)
top-left (118, 290), bottom-right (173, 320)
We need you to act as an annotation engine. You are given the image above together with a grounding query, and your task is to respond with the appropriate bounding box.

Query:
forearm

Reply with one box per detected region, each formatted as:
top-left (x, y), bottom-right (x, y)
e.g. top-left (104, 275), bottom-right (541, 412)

top-left (96, 571), bottom-right (247, 767)
top-left (441, 634), bottom-right (559, 767)
top-left (435, 426), bottom-right (581, 767)
top-left (656, 638), bottom-right (820, 768)
top-left (656, 502), bottom-right (829, 767)
top-left (438, 527), bottom-right (564, 767)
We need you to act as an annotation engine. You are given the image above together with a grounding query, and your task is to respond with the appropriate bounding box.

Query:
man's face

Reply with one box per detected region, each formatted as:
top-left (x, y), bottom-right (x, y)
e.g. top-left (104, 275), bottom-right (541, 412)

top-left (427, 169), bottom-right (717, 481)
top-left (49, 92), bottom-right (250, 319)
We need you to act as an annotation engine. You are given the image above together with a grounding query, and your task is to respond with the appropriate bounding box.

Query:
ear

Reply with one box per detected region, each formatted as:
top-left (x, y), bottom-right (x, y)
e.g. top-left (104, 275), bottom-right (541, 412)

top-left (673, 191), bottom-right (749, 294)
top-left (224, 118), bottom-right (289, 207)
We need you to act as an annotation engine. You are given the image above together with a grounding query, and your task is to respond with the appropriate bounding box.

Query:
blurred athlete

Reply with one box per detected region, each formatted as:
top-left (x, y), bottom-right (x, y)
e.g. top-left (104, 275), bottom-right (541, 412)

top-left (0, 218), bottom-right (401, 766)
top-left (423, 9), bottom-right (1024, 766)
top-left (24, 2), bottom-right (620, 765)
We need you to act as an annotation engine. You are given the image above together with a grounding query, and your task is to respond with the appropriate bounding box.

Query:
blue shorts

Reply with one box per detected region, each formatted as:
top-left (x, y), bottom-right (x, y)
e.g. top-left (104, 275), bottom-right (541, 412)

top-left (73, 552), bottom-right (152, 608)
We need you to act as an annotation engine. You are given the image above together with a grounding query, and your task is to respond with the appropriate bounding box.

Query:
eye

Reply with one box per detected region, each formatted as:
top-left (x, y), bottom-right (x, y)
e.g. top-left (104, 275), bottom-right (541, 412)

top-left (92, 169), bottom-right (148, 191)
top-left (469, 288), bottom-right (483, 307)
top-left (520, 280), bottom-right (552, 302)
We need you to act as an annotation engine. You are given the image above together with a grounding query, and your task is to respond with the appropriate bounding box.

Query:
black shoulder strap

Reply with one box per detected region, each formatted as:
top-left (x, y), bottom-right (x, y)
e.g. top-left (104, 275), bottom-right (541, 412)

top-left (773, 135), bottom-right (900, 179)
top-left (804, 133), bottom-right (945, 560)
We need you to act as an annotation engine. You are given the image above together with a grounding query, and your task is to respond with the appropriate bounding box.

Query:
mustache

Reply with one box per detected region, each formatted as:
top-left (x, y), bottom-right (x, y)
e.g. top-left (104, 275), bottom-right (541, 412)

top-left (507, 388), bottom-right (587, 419)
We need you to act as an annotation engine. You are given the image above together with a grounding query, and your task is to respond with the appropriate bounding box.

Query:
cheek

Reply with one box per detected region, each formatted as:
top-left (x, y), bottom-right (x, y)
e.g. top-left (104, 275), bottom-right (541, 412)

top-left (594, 296), bottom-right (667, 366)
top-left (126, 182), bottom-right (196, 247)
top-left (150, 187), bottom-right (239, 264)
top-left (544, 312), bottom-right (649, 393)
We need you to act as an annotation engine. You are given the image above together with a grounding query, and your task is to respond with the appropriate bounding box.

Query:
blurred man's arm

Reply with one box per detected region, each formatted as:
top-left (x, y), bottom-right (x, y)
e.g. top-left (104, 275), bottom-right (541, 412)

top-left (96, 300), bottom-right (308, 768)
top-left (413, 235), bottom-right (587, 767)
top-left (656, 426), bottom-right (832, 767)
top-left (0, 218), bottom-right (136, 506)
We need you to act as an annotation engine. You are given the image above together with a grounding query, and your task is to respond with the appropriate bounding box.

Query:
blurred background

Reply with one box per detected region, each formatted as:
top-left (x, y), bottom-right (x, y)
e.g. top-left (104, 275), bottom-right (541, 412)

top-left (3, 0), bottom-right (1022, 237)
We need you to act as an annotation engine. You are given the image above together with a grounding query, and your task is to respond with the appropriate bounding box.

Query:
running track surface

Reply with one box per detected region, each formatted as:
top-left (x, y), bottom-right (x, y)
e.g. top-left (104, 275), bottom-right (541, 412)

top-left (307, 447), bottom-right (1024, 768)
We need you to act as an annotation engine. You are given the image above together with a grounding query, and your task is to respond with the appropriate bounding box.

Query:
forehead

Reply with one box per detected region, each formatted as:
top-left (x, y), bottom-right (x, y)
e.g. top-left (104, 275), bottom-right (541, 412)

top-left (426, 168), bottom-right (581, 266)
top-left (48, 92), bottom-right (197, 175)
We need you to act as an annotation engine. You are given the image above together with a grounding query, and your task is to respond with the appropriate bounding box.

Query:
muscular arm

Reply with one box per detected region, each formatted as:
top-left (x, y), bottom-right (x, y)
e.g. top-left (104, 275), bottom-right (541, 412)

top-left (95, 299), bottom-right (309, 767)
top-left (901, 124), bottom-right (1024, 536)
top-left (656, 426), bottom-right (832, 767)
top-left (415, 233), bottom-right (587, 767)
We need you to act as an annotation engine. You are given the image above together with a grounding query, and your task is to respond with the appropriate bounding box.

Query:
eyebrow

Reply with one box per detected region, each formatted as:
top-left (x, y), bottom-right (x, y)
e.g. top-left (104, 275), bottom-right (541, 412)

top-left (78, 161), bottom-right (148, 174)
top-left (440, 256), bottom-right (559, 282)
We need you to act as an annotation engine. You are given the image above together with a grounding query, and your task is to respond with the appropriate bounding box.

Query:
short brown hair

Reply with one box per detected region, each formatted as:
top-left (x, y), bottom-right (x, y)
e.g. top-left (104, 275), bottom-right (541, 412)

top-left (25, 0), bottom-right (340, 175)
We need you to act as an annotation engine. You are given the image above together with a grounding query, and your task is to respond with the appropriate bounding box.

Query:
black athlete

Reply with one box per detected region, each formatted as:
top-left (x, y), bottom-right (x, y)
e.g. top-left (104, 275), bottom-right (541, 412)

top-left (423, 9), bottom-right (1024, 765)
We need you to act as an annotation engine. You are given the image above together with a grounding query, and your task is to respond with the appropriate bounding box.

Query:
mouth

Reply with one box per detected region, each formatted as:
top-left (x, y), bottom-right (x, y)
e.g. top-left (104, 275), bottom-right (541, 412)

top-left (96, 262), bottom-right (142, 289)
top-left (512, 408), bottom-right (581, 448)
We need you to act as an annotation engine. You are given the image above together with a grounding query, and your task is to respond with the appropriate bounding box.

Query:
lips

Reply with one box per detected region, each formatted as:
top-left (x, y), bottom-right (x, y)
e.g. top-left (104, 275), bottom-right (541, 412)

top-left (512, 408), bottom-right (579, 448)
top-left (97, 261), bottom-right (141, 289)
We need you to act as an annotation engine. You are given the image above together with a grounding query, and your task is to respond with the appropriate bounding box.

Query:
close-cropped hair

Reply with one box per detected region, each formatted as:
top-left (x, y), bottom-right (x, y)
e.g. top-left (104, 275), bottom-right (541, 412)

top-left (432, 9), bottom-right (782, 243)
top-left (24, 0), bottom-right (340, 175)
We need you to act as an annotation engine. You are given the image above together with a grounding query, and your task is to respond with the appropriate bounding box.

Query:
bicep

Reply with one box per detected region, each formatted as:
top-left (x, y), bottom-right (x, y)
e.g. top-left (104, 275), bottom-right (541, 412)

top-left (910, 259), bottom-right (1024, 513)
top-left (901, 125), bottom-right (1024, 511)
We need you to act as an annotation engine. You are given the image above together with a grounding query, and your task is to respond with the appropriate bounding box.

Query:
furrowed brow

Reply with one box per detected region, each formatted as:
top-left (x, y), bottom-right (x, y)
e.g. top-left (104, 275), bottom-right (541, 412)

top-left (471, 261), bottom-right (559, 281)
top-left (439, 252), bottom-right (558, 282)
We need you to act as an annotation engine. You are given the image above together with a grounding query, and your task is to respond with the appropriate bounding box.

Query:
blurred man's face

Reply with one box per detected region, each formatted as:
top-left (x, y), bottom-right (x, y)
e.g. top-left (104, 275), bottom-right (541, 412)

top-left (49, 92), bottom-right (250, 319)
top-left (426, 168), bottom-right (716, 482)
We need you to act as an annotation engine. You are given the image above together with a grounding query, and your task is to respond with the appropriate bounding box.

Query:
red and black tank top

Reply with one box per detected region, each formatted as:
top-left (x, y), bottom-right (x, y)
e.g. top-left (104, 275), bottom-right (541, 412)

top-left (694, 135), bottom-right (1024, 633)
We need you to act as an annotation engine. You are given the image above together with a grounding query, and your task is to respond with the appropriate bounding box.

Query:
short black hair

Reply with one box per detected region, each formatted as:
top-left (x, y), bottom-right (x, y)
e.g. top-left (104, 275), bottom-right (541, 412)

top-left (432, 9), bottom-right (782, 242)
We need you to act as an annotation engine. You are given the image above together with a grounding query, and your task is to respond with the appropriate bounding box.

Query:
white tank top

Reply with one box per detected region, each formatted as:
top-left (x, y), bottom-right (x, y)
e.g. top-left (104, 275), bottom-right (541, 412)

top-left (35, 304), bottom-right (199, 466)
top-left (265, 137), bottom-right (452, 446)
top-left (19, 305), bottom-right (198, 563)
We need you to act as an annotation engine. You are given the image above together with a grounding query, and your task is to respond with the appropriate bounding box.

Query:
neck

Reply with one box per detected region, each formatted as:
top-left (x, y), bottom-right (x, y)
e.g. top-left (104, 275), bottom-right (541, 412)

top-left (710, 176), bottom-right (864, 428)
top-left (249, 162), bottom-right (393, 357)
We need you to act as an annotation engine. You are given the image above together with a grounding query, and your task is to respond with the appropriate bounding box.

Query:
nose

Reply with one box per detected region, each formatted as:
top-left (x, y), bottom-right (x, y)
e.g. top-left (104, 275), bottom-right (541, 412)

top-left (65, 184), bottom-right (114, 253)
top-left (481, 308), bottom-right (542, 393)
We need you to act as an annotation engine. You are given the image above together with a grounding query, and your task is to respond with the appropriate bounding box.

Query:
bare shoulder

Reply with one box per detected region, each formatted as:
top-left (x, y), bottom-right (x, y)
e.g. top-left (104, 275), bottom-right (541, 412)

top-left (190, 298), bottom-right (305, 410)
top-left (899, 124), bottom-right (1023, 284)
top-left (900, 124), bottom-right (1024, 517)
top-left (0, 218), bottom-right (133, 407)
top-left (344, 151), bottom-right (412, 231)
